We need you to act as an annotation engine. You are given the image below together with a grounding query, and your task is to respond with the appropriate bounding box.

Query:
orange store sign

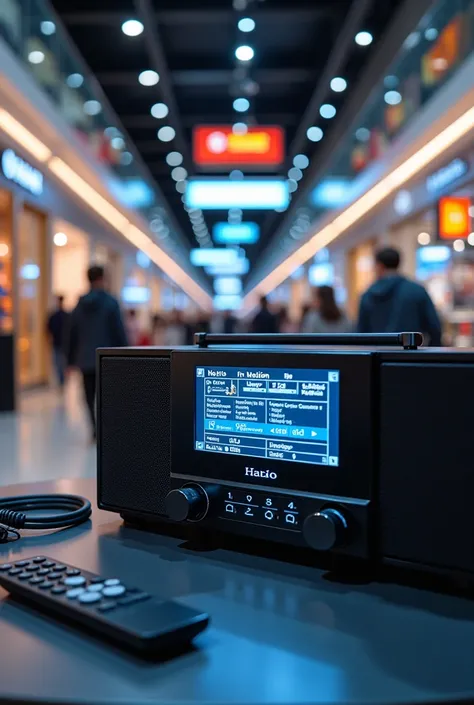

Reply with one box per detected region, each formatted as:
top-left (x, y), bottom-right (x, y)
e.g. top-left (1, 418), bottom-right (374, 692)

top-left (193, 126), bottom-right (285, 167)
top-left (438, 197), bottom-right (471, 239)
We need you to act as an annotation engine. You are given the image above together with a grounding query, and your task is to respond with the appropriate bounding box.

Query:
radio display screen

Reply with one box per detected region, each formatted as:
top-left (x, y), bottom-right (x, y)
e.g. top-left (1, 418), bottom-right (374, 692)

top-left (195, 366), bottom-right (340, 467)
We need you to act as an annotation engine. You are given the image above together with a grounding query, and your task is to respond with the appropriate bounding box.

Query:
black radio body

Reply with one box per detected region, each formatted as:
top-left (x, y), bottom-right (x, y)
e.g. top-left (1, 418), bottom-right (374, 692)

top-left (97, 334), bottom-right (474, 582)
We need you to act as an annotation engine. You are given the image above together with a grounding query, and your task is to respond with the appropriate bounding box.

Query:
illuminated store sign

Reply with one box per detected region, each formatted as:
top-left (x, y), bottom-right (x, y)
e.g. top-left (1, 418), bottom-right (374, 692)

top-left (190, 248), bottom-right (241, 267)
top-left (193, 126), bottom-right (284, 167)
top-left (213, 222), bottom-right (259, 244)
top-left (186, 179), bottom-right (289, 210)
top-left (426, 158), bottom-right (468, 193)
top-left (206, 257), bottom-right (250, 276)
top-left (1, 149), bottom-right (43, 196)
top-left (438, 196), bottom-right (471, 239)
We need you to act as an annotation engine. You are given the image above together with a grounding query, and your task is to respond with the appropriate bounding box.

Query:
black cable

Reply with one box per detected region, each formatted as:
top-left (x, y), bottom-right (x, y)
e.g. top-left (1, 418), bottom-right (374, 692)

top-left (0, 494), bottom-right (92, 542)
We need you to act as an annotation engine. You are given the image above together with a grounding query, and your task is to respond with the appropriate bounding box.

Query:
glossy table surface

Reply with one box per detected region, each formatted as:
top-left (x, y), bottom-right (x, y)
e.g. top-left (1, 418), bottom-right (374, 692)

top-left (1, 478), bottom-right (474, 704)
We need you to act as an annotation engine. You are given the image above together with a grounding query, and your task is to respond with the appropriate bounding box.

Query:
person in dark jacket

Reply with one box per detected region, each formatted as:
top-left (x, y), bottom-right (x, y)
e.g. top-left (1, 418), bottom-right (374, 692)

top-left (67, 265), bottom-right (128, 440)
top-left (357, 247), bottom-right (442, 345)
top-left (251, 295), bottom-right (278, 334)
top-left (46, 295), bottom-right (69, 390)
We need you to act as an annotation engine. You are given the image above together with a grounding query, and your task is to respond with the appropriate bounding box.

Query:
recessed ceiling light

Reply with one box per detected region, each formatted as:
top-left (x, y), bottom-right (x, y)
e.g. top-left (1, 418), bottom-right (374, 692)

top-left (66, 73), bottom-right (84, 88)
top-left (417, 232), bottom-right (431, 245)
top-left (320, 104), bottom-right (336, 119)
top-left (238, 17), bottom-right (255, 32)
top-left (40, 21), bottom-right (56, 35)
top-left (53, 232), bottom-right (68, 247)
top-left (384, 90), bottom-right (402, 105)
top-left (355, 31), bottom-right (373, 46)
top-left (233, 122), bottom-right (248, 135)
top-left (28, 51), bottom-right (45, 64)
top-left (151, 103), bottom-right (169, 119)
top-left (288, 167), bottom-right (303, 181)
top-left (468, 232), bottom-right (474, 246)
top-left (287, 179), bottom-right (298, 193)
top-left (293, 154), bottom-right (309, 169)
top-left (454, 239), bottom-right (465, 252)
top-left (0, 243), bottom-right (9, 257)
top-left (307, 126), bottom-right (323, 142)
top-left (111, 136), bottom-right (125, 150)
top-left (157, 126), bottom-right (176, 142)
top-left (175, 180), bottom-right (187, 194)
top-left (120, 151), bottom-right (133, 166)
top-left (425, 27), bottom-right (438, 41)
top-left (229, 170), bottom-right (244, 180)
top-left (171, 166), bottom-right (188, 181)
top-left (83, 100), bottom-right (102, 116)
top-left (355, 127), bottom-right (371, 141)
top-left (104, 126), bottom-right (121, 138)
top-left (166, 151), bottom-right (183, 166)
top-left (330, 77), bottom-right (347, 92)
top-left (235, 45), bottom-right (254, 61)
top-left (138, 70), bottom-right (159, 86)
top-left (122, 19), bottom-right (144, 36)
top-left (233, 98), bottom-right (250, 112)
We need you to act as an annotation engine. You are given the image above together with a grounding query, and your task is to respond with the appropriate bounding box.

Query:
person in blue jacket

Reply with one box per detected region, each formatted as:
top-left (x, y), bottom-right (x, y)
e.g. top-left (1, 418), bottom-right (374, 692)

top-left (67, 265), bottom-right (128, 440)
top-left (357, 247), bottom-right (442, 345)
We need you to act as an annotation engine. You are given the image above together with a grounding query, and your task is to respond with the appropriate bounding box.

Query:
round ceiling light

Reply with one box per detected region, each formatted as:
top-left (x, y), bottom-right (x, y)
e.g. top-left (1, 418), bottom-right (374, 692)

top-left (122, 19), bottom-right (144, 36)
top-left (355, 31), bottom-right (373, 46)
top-left (166, 151), bottom-right (183, 166)
top-left (233, 98), bottom-right (250, 112)
top-left (175, 180), bottom-right (187, 194)
top-left (138, 70), bottom-right (159, 86)
top-left (384, 90), bottom-right (402, 105)
top-left (111, 136), bottom-right (125, 150)
top-left (330, 77), bottom-right (347, 92)
top-left (157, 126), bottom-right (176, 142)
top-left (229, 170), bottom-right (244, 180)
top-left (28, 51), bottom-right (45, 64)
top-left (120, 152), bottom-right (133, 166)
top-left (293, 154), bottom-right (309, 169)
top-left (238, 17), bottom-right (255, 32)
top-left (320, 103), bottom-right (336, 119)
top-left (288, 167), bottom-right (303, 181)
top-left (307, 126), bottom-right (323, 142)
top-left (171, 167), bottom-right (188, 181)
top-left (235, 45), bottom-right (254, 61)
top-left (287, 179), bottom-right (298, 193)
top-left (53, 232), bottom-right (68, 247)
top-left (40, 21), bottom-right (56, 35)
top-left (151, 103), bottom-right (169, 119)
top-left (66, 73), bottom-right (84, 88)
top-left (83, 100), bottom-right (102, 116)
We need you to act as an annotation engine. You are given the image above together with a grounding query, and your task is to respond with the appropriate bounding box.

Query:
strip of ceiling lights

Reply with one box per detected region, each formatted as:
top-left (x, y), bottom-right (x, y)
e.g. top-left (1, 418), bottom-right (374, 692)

top-left (0, 109), bottom-right (213, 309)
top-left (243, 104), bottom-right (474, 310)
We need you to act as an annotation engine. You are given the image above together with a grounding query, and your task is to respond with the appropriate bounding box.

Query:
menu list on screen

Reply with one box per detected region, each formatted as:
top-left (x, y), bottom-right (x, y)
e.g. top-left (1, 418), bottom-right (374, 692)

top-left (195, 366), bottom-right (340, 467)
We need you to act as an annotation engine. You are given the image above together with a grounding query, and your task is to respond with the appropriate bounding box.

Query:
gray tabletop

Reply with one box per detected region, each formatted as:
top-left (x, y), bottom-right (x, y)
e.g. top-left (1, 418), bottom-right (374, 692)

top-left (1, 479), bottom-right (474, 705)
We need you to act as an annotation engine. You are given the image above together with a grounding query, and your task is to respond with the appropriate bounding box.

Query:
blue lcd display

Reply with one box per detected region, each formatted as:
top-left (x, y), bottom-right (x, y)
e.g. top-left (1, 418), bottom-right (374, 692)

top-left (195, 366), bottom-right (340, 467)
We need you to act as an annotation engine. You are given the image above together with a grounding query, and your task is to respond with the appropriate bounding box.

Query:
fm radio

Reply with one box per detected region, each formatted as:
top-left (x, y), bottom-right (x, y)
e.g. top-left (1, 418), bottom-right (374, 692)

top-left (97, 333), bottom-right (474, 584)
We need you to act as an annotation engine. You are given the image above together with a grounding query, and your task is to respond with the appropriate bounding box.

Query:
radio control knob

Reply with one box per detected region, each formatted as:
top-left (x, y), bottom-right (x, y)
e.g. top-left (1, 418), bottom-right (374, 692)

top-left (165, 485), bottom-right (209, 522)
top-left (303, 508), bottom-right (348, 551)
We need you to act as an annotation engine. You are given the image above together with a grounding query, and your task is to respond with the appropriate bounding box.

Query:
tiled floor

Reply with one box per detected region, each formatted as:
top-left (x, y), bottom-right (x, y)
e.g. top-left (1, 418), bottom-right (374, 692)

top-left (0, 375), bottom-right (96, 487)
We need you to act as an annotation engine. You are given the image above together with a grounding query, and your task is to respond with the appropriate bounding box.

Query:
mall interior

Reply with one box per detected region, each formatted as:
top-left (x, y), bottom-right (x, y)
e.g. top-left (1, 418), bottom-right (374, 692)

top-left (1, 0), bottom-right (474, 694)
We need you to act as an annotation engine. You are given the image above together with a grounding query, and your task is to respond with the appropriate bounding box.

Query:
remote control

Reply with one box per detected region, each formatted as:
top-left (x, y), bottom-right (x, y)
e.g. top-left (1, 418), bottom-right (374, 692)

top-left (0, 556), bottom-right (209, 656)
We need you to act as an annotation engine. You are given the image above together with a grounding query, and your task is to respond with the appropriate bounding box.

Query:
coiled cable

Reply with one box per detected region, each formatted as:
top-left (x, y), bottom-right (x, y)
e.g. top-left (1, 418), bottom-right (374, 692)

top-left (0, 494), bottom-right (92, 542)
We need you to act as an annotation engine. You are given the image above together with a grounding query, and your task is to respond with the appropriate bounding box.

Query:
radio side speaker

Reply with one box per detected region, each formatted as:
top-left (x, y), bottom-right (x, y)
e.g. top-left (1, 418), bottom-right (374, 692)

top-left (379, 362), bottom-right (474, 574)
top-left (97, 353), bottom-right (171, 516)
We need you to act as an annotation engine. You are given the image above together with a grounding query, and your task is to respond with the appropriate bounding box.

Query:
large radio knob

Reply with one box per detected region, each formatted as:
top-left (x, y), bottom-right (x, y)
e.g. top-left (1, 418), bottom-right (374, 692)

top-left (165, 485), bottom-right (209, 522)
top-left (303, 508), bottom-right (348, 551)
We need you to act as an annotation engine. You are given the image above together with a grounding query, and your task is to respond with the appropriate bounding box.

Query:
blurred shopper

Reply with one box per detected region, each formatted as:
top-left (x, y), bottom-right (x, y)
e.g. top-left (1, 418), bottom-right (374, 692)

top-left (252, 295), bottom-right (278, 334)
top-left (357, 247), bottom-right (442, 345)
top-left (67, 265), bottom-right (128, 440)
top-left (125, 308), bottom-right (140, 346)
top-left (223, 310), bottom-right (237, 334)
top-left (46, 295), bottom-right (69, 390)
top-left (302, 286), bottom-right (350, 334)
top-left (277, 306), bottom-right (297, 333)
top-left (164, 309), bottom-right (187, 346)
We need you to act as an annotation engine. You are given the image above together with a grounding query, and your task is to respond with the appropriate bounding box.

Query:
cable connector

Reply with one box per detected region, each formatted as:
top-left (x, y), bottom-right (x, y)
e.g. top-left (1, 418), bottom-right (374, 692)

top-left (0, 509), bottom-right (26, 530)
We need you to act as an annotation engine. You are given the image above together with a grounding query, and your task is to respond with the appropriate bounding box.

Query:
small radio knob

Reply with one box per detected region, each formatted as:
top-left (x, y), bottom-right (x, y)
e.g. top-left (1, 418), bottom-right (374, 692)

top-left (303, 508), bottom-right (348, 551)
top-left (165, 485), bottom-right (209, 522)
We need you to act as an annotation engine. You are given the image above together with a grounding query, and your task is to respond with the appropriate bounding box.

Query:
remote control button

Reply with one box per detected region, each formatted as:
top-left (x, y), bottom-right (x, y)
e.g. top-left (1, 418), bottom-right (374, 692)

top-left (86, 584), bottom-right (104, 592)
top-left (14, 561), bottom-right (30, 567)
top-left (39, 581), bottom-right (54, 590)
top-left (43, 561), bottom-right (55, 568)
top-left (29, 577), bottom-right (44, 585)
top-left (8, 568), bottom-right (22, 576)
top-left (54, 565), bottom-right (67, 572)
top-left (66, 588), bottom-right (85, 599)
top-left (37, 568), bottom-right (51, 576)
top-left (104, 579), bottom-right (120, 587)
top-left (118, 592), bottom-right (150, 607)
top-left (0, 564), bottom-right (12, 571)
top-left (97, 601), bottom-right (117, 612)
top-left (102, 585), bottom-right (126, 598)
top-left (78, 592), bottom-right (101, 604)
top-left (26, 565), bottom-right (40, 572)
top-left (63, 576), bottom-right (86, 587)
top-left (51, 586), bottom-right (67, 595)
top-left (33, 557), bottom-right (46, 563)
top-left (65, 569), bottom-right (80, 576)
top-left (48, 572), bottom-right (63, 580)
top-left (18, 572), bottom-right (31, 580)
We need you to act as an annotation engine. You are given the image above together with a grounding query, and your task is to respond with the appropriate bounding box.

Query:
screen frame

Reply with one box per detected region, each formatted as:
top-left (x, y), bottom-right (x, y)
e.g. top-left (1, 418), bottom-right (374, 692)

top-left (171, 349), bottom-right (375, 499)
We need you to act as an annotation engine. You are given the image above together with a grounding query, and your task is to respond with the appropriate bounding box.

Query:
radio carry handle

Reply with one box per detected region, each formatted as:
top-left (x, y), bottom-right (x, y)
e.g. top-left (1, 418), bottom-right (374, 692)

top-left (194, 332), bottom-right (423, 350)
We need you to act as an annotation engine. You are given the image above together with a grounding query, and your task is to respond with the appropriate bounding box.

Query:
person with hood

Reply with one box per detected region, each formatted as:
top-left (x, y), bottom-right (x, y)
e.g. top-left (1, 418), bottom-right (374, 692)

top-left (67, 265), bottom-right (128, 440)
top-left (357, 247), bottom-right (442, 345)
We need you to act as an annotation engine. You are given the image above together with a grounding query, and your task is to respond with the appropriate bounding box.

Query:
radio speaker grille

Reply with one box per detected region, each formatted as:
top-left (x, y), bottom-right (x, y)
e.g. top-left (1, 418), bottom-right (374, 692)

top-left (380, 362), bottom-right (474, 573)
top-left (98, 355), bottom-right (171, 515)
